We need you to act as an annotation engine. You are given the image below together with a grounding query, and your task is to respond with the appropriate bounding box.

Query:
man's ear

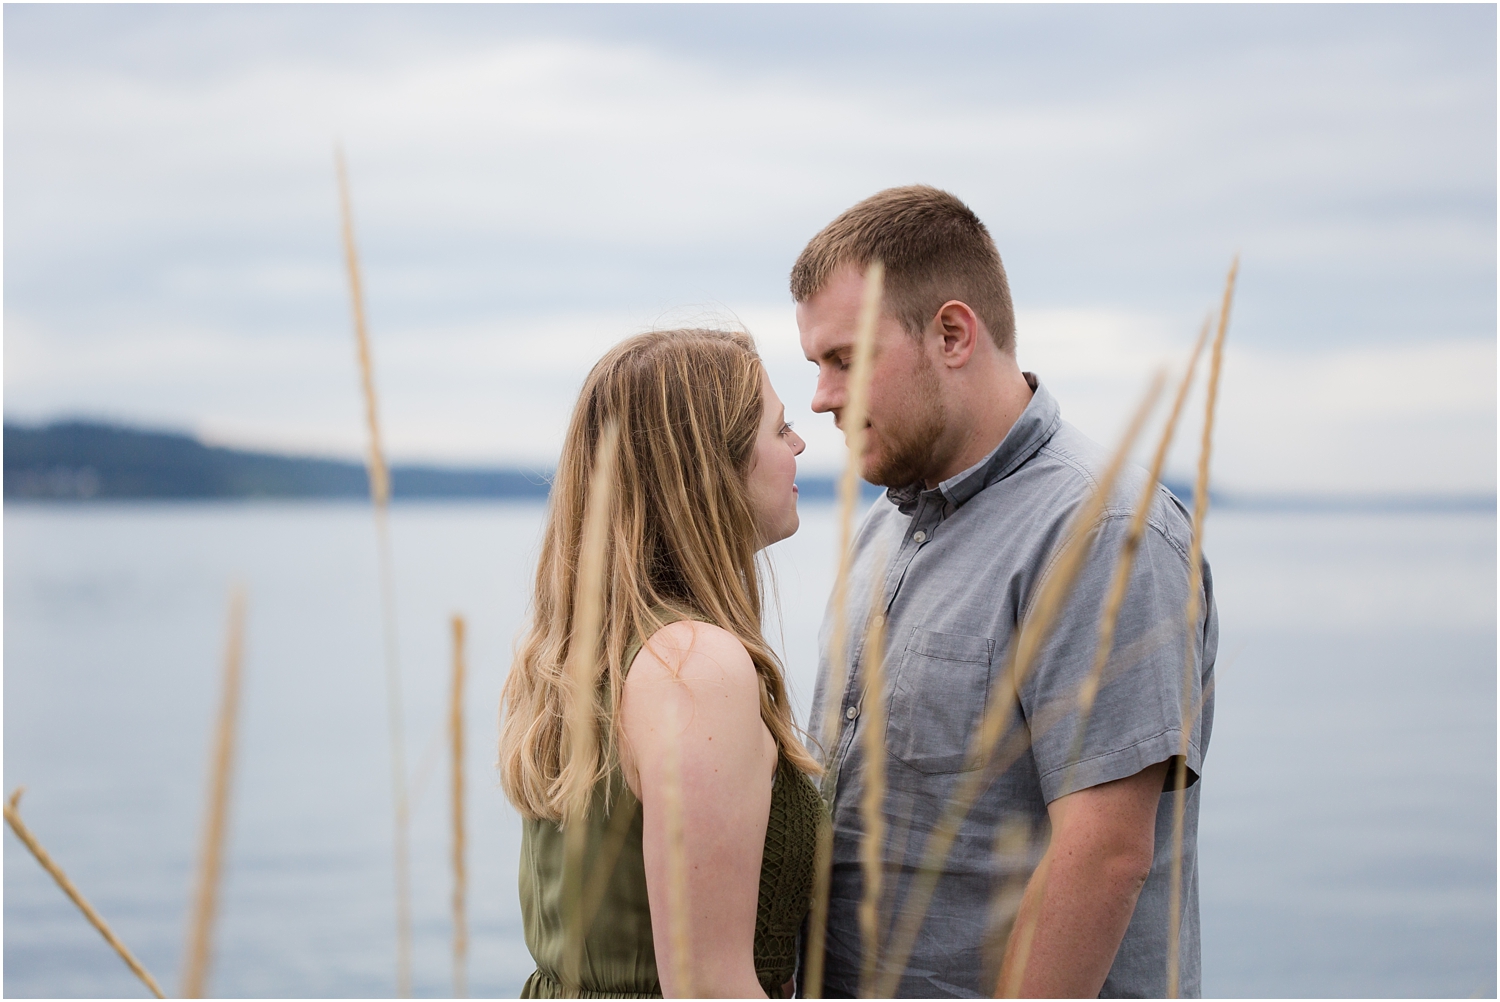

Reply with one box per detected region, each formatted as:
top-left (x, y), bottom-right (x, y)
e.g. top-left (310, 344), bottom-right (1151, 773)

top-left (933, 300), bottom-right (982, 369)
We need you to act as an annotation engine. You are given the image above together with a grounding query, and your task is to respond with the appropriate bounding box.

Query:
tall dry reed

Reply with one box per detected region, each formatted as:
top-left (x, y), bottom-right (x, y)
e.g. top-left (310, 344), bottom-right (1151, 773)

top-left (1167, 257), bottom-right (1237, 998)
top-left (181, 585), bottom-right (248, 999)
top-left (450, 614), bottom-right (469, 999)
top-left (872, 618), bottom-right (1175, 986)
top-left (1075, 321), bottom-right (1208, 737)
top-left (856, 571), bottom-right (890, 997)
top-left (335, 145), bottom-right (412, 998)
top-left (4, 788), bottom-right (166, 999)
top-left (980, 819), bottom-right (1033, 993)
top-left (805, 260), bottom-right (885, 1000)
top-left (660, 699), bottom-right (695, 999)
top-left (873, 372), bottom-right (1166, 998)
top-left (560, 422), bottom-right (620, 993)
top-left (997, 317), bottom-right (1211, 993)
top-left (576, 782), bottom-right (645, 947)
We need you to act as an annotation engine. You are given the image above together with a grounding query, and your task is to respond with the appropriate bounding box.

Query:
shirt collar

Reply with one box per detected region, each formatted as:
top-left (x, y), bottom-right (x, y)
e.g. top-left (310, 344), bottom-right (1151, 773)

top-left (887, 372), bottom-right (1060, 513)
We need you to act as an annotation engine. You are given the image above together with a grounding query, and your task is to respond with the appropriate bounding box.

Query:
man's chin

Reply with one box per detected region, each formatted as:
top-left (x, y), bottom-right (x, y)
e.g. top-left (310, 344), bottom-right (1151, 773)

top-left (861, 455), bottom-right (923, 490)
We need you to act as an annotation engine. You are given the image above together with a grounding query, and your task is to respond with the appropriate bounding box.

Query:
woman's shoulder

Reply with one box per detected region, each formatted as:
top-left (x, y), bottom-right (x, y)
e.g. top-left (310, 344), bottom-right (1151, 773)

top-left (629, 619), bottom-right (757, 690)
top-left (619, 617), bottom-right (773, 798)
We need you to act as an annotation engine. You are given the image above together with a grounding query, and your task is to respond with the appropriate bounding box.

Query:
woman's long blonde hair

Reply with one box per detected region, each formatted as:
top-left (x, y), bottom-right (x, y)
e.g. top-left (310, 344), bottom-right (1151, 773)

top-left (499, 328), bottom-right (820, 823)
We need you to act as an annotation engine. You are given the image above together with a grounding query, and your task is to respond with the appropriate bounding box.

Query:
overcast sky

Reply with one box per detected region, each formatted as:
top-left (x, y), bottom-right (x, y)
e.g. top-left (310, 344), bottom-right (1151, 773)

top-left (5, 4), bottom-right (1494, 493)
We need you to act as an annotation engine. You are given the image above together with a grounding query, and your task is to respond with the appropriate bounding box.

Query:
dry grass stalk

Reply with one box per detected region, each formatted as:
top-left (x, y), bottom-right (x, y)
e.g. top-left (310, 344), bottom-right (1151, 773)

top-left (980, 819), bottom-right (1032, 994)
top-left (815, 259), bottom-right (888, 764)
top-left (874, 373), bottom-right (1165, 998)
top-left (335, 147), bottom-right (390, 508)
top-left (406, 721), bottom-right (448, 813)
top-left (998, 318), bottom-right (1211, 992)
top-left (997, 850), bottom-right (1051, 999)
top-left (450, 614), bottom-right (469, 999)
top-left (805, 259), bottom-right (885, 999)
top-left (1168, 257), bottom-right (1237, 997)
top-left (876, 787), bottom-right (916, 929)
top-left (660, 699), bottom-right (695, 999)
top-left (857, 577), bottom-right (890, 996)
top-left (560, 422), bottom-right (620, 993)
top-left (1075, 321), bottom-right (1209, 734)
top-left (181, 585), bottom-right (248, 999)
top-left (4, 788), bottom-right (166, 999)
top-left (879, 622), bottom-right (1176, 968)
top-left (335, 146), bottom-right (413, 997)
top-left (576, 787), bottom-right (644, 943)
top-left (804, 824), bottom-right (836, 1000)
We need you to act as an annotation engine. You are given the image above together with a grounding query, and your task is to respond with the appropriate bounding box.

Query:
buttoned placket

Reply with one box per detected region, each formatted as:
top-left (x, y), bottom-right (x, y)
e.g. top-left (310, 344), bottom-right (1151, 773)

top-left (822, 489), bottom-right (950, 802)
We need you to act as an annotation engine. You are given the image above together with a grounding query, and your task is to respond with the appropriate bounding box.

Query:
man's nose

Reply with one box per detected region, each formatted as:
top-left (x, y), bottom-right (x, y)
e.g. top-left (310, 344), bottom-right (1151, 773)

top-left (810, 370), bottom-right (840, 415)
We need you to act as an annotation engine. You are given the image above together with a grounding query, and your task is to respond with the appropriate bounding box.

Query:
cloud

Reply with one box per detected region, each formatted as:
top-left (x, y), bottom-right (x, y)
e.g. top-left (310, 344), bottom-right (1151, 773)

top-left (6, 286), bottom-right (1493, 493)
top-left (3, 6), bottom-right (1493, 495)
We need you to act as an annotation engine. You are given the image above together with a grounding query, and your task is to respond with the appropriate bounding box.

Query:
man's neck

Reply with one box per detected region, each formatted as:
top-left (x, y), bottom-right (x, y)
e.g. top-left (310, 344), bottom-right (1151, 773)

top-left (924, 360), bottom-right (1035, 489)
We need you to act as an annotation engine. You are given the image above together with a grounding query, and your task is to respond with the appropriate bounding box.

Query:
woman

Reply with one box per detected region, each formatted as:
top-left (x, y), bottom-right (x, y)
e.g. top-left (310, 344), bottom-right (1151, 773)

top-left (499, 328), bottom-right (826, 998)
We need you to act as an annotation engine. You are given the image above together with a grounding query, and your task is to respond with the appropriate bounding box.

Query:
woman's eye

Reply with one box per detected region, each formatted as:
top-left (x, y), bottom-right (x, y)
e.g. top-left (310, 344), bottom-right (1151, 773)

top-left (780, 422), bottom-right (795, 437)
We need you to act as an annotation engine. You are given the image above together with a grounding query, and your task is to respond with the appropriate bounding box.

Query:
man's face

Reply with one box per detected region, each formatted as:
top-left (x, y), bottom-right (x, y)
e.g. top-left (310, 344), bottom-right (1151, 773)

top-left (797, 265), bottom-right (948, 488)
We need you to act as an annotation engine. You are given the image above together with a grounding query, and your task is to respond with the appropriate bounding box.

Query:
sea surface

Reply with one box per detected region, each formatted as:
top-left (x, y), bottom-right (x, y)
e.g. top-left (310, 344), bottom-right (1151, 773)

top-left (4, 501), bottom-right (1495, 998)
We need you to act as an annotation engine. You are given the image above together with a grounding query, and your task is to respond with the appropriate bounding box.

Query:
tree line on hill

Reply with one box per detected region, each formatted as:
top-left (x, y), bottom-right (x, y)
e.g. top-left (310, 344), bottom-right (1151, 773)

top-left (4, 421), bottom-right (557, 500)
top-left (7, 420), bottom-right (1492, 512)
top-left (2, 420), bottom-right (859, 502)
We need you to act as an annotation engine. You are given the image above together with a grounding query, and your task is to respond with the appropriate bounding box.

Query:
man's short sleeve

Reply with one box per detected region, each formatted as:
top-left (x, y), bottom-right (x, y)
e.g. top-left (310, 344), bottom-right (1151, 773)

top-left (1020, 512), bottom-right (1212, 804)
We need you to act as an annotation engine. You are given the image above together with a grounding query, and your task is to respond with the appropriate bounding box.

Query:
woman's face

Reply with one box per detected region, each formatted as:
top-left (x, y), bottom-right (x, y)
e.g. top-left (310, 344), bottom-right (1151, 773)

top-left (747, 369), bottom-right (805, 547)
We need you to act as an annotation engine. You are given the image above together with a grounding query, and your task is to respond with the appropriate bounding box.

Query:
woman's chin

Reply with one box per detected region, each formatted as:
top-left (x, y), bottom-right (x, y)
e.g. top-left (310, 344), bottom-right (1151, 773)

top-left (757, 514), bottom-right (800, 550)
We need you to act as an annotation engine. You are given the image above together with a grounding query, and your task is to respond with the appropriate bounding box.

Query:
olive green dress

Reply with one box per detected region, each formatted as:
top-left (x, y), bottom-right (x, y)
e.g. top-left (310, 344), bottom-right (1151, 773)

top-left (518, 621), bottom-right (826, 999)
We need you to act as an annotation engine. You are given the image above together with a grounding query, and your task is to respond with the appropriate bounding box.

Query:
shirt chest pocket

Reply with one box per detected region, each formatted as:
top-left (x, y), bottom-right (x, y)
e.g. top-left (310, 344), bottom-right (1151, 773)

top-left (885, 628), bottom-right (995, 775)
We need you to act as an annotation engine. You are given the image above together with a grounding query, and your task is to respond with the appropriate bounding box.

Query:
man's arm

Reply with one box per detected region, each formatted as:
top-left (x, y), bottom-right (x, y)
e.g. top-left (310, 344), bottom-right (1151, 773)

top-left (997, 759), bottom-right (1170, 998)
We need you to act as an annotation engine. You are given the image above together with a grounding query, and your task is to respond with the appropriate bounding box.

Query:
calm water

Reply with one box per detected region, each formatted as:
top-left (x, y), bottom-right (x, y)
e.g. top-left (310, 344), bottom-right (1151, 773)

top-left (4, 501), bottom-right (1495, 998)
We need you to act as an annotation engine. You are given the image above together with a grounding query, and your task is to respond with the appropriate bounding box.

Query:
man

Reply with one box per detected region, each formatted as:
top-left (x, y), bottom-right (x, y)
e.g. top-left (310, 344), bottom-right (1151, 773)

top-left (793, 186), bottom-right (1217, 998)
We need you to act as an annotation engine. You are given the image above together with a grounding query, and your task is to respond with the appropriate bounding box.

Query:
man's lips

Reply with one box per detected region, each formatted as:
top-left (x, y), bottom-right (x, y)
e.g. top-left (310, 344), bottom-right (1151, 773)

top-left (832, 416), bottom-right (873, 433)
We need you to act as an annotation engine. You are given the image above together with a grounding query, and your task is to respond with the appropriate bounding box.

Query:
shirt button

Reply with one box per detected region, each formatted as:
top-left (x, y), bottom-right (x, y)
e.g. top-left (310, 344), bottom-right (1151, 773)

top-left (845, 705), bottom-right (858, 720)
top-left (912, 529), bottom-right (928, 543)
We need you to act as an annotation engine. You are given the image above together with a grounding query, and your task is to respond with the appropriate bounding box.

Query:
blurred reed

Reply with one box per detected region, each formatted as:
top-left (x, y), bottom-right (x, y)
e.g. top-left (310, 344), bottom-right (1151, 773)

top-left (1077, 319), bottom-right (1208, 736)
top-left (980, 819), bottom-right (1033, 993)
top-left (576, 782), bottom-right (645, 950)
top-left (805, 260), bottom-right (885, 1000)
top-left (1168, 257), bottom-right (1238, 998)
top-left (4, 788), bottom-right (166, 999)
top-left (660, 700), bottom-right (695, 999)
top-left (856, 564), bottom-right (890, 997)
top-left (997, 315), bottom-right (1211, 993)
top-left (873, 371), bottom-right (1166, 998)
top-left (560, 422), bottom-right (620, 993)
top-left (450, 614), bottom-right (469, 999)
top-left (181, 585), bottom-right (248, 999)
top-left (335, 145), bottom-right (413, 998)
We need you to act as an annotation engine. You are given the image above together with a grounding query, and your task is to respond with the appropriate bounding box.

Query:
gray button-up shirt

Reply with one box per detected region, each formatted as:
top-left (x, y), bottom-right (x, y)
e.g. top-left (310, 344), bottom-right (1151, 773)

top-left (808, 376), bottom-right (1217, 998)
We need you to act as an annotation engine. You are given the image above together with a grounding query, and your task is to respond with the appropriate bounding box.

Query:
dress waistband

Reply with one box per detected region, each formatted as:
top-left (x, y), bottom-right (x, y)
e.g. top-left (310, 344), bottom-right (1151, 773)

top-left (521, 966), bottom-right (660, 999)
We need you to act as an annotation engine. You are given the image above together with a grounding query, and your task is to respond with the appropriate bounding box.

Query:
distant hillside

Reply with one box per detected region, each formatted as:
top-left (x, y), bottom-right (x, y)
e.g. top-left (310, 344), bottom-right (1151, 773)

top-left (4, 421), bottom-right (553, 500)
top-left (2, 420), bottom-right (874, 502)
top-left (5, 420), bottom-right (1490, 511)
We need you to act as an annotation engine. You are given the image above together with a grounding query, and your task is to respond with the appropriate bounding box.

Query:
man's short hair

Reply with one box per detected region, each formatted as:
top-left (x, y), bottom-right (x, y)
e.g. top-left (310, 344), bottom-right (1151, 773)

top-left (789, 185), bottom-right (1016, 353)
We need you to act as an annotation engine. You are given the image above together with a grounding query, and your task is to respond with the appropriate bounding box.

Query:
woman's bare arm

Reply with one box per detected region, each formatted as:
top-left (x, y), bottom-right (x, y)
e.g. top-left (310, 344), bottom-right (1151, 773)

top-left (620, 621), bottom-right (777, 999)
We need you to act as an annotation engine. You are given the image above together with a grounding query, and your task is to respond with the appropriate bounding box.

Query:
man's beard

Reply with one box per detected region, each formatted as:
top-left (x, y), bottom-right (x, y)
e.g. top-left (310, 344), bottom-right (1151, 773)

top-left (863, 357), bottom-right (948, 489)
